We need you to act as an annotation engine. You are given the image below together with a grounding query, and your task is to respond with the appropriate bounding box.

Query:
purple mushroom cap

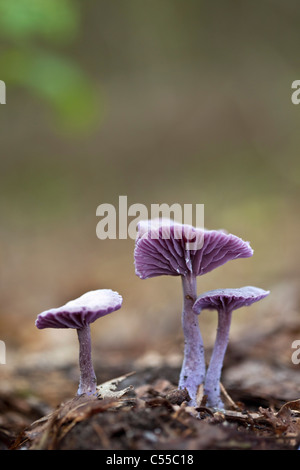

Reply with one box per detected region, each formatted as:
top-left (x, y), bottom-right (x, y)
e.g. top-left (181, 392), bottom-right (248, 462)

top-left (193, 286), bottom-right (270, 409)
top-left (193, 286), bottom-right (270, 314)
top-left (36, 289), bottom-right (123, 330)
top-left (134, 220), bottom-right (253, 279)
top-left (134, 219), bottom-right (254, 406)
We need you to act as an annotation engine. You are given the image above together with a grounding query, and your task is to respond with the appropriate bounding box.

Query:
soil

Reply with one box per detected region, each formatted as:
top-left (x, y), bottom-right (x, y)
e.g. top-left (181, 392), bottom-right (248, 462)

top-left (1, 311), bottom-right (300, 451)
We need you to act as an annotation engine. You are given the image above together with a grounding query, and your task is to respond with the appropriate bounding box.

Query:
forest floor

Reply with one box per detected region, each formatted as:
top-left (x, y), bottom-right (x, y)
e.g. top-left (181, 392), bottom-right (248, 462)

top-left (1, 302), bottom-right (300, 451)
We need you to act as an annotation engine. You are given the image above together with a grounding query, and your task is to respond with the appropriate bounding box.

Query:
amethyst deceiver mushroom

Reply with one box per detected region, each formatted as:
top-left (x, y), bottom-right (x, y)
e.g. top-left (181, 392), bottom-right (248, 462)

top-left (36, 289), bottom-right (123, 396)
top-left (134, 219), bottom-right (253, 406)
top-left (193, 286), bottom-right (270, 409)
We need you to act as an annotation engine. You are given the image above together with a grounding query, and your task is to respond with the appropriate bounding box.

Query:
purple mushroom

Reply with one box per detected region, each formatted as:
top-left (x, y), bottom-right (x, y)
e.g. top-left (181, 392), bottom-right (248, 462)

top-left (36, 289), bottom-right (123, 396)
top-left (193, 286), bottom-right (270, 409)
top-left (134, 219), bottom-right (253, 406)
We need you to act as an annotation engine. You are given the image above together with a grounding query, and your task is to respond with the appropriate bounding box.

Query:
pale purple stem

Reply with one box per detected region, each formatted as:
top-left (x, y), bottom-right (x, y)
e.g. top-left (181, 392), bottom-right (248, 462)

top-left (77, 325), bottom-right (97, 395)
top-left (179, 273), bottom-right (206, 406)
top-left (204, 309), bottom-right (232, 409)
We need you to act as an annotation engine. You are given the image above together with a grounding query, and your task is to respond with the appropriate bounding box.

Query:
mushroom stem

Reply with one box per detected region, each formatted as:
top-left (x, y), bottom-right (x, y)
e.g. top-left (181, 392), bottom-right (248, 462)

top-left (76, 325), bottom-right (97, 396)
top-left (204, 308), bottom-right (232, 409)
top-left (179, 273), bottom-right (206, 406)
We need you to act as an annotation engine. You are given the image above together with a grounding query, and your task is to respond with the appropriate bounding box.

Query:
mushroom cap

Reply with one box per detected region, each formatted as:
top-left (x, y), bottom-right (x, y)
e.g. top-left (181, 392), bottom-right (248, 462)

top-left (35, 289), bottom-right (123, 329)
top-left (134, 219), bottom-right (253, 279)
top-left (193, 286), bottom-right (270, 314)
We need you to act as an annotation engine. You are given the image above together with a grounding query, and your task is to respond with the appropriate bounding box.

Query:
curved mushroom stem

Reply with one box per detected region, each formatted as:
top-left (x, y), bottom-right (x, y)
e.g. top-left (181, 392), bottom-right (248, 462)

top-left (77, 325), bottom-right (97, 396)
top-left (204, 308), bottom-right (232, 409)
top-left (179, 273), bottom-right (206, 406)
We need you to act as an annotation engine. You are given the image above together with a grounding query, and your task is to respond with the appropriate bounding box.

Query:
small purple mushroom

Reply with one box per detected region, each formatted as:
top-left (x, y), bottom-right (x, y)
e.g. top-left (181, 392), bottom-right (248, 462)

top-left (193, 286), bottom-right (270, 409)
top-left (134, 219), bottom-right (253, 406)
top-left (36, 289), bottom-right (123, 396)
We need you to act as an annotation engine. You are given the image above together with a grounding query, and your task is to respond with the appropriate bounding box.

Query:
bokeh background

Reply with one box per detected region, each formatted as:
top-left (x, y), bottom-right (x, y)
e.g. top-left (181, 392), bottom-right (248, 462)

top-left (0, 1), bottom-right (299, 392)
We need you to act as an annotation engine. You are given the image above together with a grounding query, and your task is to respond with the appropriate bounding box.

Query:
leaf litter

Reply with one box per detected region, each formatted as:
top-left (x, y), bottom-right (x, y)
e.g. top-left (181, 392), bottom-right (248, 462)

top-left (6, 372), bottom-right (299, 450)
top-left (1, 281), bottom-right (300, 450)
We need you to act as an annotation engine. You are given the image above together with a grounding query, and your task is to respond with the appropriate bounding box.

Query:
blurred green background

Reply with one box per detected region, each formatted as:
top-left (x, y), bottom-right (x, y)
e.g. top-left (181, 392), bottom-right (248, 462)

top-left (0, 1), bottom-right (299, 366)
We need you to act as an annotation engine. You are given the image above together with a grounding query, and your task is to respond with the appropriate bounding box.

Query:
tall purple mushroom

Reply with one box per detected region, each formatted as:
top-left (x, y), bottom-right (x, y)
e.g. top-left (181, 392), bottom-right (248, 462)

top-left (36, 289), bottom-right (123, 396)
top-left (134, 219), bottom-right (253, 406)
top-left (193, 286), bottom-right (270, 409)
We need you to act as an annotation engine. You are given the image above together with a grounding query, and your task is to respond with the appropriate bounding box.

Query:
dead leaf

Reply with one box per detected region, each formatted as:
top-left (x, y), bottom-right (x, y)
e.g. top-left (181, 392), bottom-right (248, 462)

top-left (277, 399), bottom-right (300, 417)
top-left (97, 372), bottom-right (135, 399)
top-left (259, 406), bottom-right (300, 437)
